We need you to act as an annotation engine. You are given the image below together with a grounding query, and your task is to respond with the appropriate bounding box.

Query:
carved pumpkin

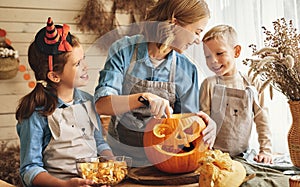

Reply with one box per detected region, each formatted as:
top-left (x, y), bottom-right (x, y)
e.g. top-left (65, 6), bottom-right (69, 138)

top-left (143, 113), bottom-right (207, 174)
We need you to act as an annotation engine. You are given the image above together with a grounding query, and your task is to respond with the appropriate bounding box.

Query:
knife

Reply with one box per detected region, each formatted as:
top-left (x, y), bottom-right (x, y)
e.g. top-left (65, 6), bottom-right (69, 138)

top-left (138, 96), bottom-right (173, 118)
top-left (138, 96), bottom-right (150, 107)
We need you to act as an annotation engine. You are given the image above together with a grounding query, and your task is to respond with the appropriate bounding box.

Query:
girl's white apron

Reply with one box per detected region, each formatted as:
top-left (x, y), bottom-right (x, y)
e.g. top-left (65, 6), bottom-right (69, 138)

top-left (45, 101), bottom-right (98, 179)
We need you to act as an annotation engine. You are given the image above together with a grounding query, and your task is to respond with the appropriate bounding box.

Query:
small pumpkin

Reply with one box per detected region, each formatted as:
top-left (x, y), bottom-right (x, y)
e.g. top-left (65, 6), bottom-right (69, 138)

top-left (143, 113), bottom-right (207, 174)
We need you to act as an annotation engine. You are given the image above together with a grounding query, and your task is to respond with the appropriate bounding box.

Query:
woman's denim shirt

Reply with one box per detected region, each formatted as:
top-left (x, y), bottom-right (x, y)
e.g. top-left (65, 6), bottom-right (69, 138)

top-left (94, 34), bottom-right (199, 113)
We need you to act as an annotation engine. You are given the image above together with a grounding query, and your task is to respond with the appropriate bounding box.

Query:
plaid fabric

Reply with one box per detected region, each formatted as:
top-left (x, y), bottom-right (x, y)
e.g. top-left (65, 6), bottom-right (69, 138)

top-left (233, 157), bottom-right (289, 187)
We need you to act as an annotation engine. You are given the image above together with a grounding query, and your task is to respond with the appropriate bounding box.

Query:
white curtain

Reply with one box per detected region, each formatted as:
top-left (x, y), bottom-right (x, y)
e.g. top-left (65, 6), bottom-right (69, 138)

top-left (206, 0), bottom-right (299, 54)
top-left (186, 0), bottom-right (299, 154)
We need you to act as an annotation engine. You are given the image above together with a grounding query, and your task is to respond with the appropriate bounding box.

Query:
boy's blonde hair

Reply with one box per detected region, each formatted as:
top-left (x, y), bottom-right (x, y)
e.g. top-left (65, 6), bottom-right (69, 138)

top-left (202, 25), bottom-right (238, 47)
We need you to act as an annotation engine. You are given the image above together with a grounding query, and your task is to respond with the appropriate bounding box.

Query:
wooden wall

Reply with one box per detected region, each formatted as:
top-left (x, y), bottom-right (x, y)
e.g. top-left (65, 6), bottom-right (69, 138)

top-left (0, 0), bottom-right (131, 145)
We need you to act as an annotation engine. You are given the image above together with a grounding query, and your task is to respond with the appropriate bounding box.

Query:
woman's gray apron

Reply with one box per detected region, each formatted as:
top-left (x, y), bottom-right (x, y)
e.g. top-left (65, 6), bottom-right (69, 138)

top-left (211, 73), bottom-right (260, 156)
top-left (107, 46), bottom-right (176, 167)
top-left (45, 101), bottom-right (98, 179)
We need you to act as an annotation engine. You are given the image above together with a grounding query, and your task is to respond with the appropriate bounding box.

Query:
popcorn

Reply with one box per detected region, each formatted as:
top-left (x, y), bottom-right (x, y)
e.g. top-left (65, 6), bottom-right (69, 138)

top-left (79, 160), bottom-right (128, 185)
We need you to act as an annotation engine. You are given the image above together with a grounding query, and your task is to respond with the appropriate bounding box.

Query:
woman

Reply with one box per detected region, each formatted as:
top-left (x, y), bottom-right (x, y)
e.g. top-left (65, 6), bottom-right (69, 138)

top-left (94, 0), bottom-right (215, 166)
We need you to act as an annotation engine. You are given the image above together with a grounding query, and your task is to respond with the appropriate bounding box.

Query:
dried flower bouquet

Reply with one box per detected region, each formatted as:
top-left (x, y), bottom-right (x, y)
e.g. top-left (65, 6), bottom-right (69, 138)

top-left (243, 18), bottom-right (300, 101)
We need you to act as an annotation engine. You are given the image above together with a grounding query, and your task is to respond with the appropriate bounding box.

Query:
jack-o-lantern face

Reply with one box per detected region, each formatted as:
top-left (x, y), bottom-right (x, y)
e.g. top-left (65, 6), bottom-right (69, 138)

top-left (143, 113), bottom-right (207, 174)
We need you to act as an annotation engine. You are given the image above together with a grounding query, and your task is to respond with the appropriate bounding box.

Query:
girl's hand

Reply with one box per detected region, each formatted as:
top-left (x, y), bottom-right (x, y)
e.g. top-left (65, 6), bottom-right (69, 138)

top-left (65, 178), bottom-right (95, 187)
top-left (142, 93), bottom-right (173, 119)
top-left (254, 152), bottom-right (273, 164)
top-left (66, 178), bottom-right (111, 187)
top-left (32, 173), bottom-right (107, 187)
top-left (196, 111), bottom-right (216, 149)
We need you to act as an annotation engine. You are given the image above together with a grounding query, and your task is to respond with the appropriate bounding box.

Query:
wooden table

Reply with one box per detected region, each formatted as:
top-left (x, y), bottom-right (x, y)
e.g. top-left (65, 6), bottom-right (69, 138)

top-left (0, 180), bottom-right (15, 187)
top-left (116, 181), bottom-right (199, 187)
top-left (116, 166), bottom-right (200, 187)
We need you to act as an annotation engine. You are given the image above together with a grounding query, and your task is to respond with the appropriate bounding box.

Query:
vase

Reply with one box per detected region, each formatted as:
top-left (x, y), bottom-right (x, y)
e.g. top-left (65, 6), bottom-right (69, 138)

top-left (287, 100), bottom-right (300, 168)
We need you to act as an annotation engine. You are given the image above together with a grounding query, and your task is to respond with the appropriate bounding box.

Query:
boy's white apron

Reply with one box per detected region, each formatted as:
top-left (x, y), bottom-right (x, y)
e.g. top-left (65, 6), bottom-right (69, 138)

top-left (44, 101), bottom-right (98, 179)
top-left (107, 46), bottom-right (176, 166)
top-left (211, 74), bottom-right (259, 156)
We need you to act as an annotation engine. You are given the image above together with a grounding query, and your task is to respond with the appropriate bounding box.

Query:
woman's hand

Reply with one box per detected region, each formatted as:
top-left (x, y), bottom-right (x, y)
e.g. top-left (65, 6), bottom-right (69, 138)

top-left (142, 93), bottom-right (173, 119)
top-left (196, 111), bottom-right (216, 149)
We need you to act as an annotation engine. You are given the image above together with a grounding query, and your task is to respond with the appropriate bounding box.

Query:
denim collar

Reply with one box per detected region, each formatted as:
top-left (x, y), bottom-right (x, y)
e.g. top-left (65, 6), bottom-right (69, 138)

top-left (57, 88), bottom-right (87, 108)
top-left (136, 40), bottom-right (174, 71)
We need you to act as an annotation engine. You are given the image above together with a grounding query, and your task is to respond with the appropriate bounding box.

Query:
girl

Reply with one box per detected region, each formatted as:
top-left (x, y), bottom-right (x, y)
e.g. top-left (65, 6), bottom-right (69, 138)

top-left (16, 17), bottom-right (112, 187)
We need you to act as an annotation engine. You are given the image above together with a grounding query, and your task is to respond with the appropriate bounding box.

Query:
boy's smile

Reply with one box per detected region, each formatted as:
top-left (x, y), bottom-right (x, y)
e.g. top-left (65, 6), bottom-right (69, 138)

top-left (203, 38), bottom-right (239, 76)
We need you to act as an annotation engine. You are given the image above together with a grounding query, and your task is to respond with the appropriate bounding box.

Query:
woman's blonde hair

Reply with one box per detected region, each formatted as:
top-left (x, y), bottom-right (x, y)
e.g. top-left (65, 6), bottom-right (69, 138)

top-left (202, 24), bottom-right (238, 47)
top-left (146, 0), bottom-right (210, 26)
top-left (143, 0), bottom-right (210, 51)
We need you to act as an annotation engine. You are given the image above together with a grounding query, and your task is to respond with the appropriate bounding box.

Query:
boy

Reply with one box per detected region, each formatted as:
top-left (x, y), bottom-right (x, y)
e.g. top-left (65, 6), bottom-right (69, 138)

top-left (200, 25), bottom-right (272, 163)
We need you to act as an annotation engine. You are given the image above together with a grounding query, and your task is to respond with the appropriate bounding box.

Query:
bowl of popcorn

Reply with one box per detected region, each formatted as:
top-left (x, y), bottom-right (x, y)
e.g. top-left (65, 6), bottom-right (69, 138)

top-left (76, 156), bottom-right (132, 186)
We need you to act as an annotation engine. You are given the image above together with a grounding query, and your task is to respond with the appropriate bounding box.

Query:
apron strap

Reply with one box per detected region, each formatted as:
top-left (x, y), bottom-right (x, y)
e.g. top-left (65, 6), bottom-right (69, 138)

top-left (239, 71), bottom-right (264, 116)
top-left (82, 101), bottom-right (100, 131)
top-left (239, 71), bottom-right (251, 86)
top-left (168, 51), bottom-right (176, 83)
top-left (212, 84), bottom-right (227, 135)
top-left (127, 44), bottom-right (138, 74)
top-left (214, 76), bottom-right (227, 113)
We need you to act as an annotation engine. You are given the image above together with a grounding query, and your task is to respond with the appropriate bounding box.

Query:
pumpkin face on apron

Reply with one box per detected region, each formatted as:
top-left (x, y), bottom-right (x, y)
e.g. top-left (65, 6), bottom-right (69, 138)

top-left (44, 101), bottom-right (99, 179)
top-left (211, 75), bottom-right (256, 156)
top-left (107, 46), bottom-right (176, 166)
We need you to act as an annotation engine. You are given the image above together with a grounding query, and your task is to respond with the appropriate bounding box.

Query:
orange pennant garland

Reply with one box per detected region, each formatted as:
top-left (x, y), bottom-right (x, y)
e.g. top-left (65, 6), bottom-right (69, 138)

top-left (19, 64), bottom-right (36, 88)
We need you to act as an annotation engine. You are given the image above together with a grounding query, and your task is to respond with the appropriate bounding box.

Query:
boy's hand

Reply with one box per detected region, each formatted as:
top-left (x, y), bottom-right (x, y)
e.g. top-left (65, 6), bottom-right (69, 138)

top-left (254, 152), bottom-right (273, 164)
top-left (196, 111), bottom-right (217, 149)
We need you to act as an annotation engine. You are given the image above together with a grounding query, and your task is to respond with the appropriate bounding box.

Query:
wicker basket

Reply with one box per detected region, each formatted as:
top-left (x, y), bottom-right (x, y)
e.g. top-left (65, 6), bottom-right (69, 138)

top-left (0, 57), bottom-right (19, 80)
top-left (290, 175), bottom-right (300, 187)
top-left (288, 100), bottom-right (300, 168)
